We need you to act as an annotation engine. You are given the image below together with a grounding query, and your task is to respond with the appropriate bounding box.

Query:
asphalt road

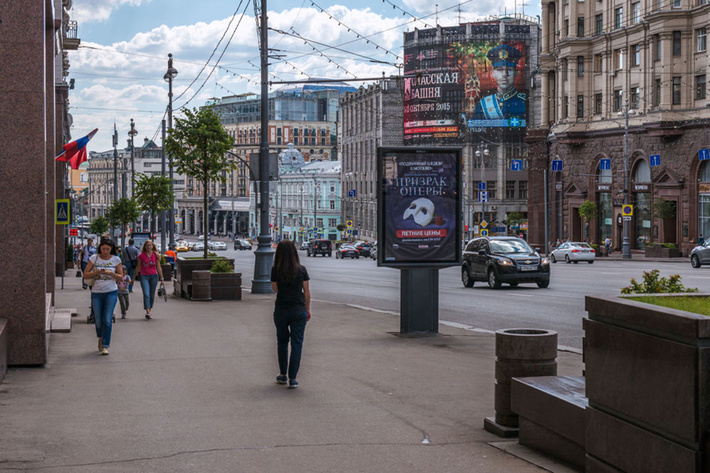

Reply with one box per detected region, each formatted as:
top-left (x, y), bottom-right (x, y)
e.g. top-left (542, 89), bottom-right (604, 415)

top-left (192, 244), bottom-right (707, 350)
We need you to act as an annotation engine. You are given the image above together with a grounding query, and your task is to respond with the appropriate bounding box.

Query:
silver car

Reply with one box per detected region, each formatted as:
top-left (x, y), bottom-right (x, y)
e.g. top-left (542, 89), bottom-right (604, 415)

top-left (550, 241), bottom-right (596, 264)
top-left (690, 241), bottom-right (710, 268)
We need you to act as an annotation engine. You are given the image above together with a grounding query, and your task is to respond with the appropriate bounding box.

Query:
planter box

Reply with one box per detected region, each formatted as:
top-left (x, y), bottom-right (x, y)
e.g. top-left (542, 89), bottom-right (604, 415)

top-left (584, 294), bottom-right (710, 473)
top-left (645, 245), bottom-right (681, 258)
top-left (211, 272), bottom-right (242, 300)
top-left (174, 256), bottom-right (235, 298)
top-left (161, 264), bottom-right (172, 282)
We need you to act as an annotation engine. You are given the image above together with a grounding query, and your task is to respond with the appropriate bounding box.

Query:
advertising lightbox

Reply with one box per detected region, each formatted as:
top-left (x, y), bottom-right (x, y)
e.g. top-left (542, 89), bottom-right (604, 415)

top-left (377, 147), bottom-right (462, 267)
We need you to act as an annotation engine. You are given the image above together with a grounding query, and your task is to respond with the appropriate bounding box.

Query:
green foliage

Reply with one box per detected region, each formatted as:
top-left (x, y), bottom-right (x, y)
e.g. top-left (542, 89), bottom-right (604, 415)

top-left (651, 198), bottom-right (677, 220)
top-left (106, 198), bottom-right (141, 247)
top-left (621, 269), bottom-right (698, 294)
top-left (626, 296), bottom-right (710, 316)
top-left (165, 106), bottom-right (235, 259)
top-left (505, 211), bottom-right (523, 228)
top-left (336, 223), bottom-right (347, 232)
top-left (210, 259), bottom-right (233, 273)
top-left (661, 243), bottom-right (677, 249)
top-left (160, 254), bottom-right (167, 265)
top-left (133, 174), bottom-right (173, 235)
top-left (578, 200), bottom-right (597, 222)
top-left (89, 216), bottom-right (109, 236)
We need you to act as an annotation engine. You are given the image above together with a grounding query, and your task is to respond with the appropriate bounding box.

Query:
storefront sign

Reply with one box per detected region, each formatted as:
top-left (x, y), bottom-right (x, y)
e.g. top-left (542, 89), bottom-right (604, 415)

top-left (597, 184), bottom-right (611, 192)
top-left (633, 183), bottom-right (650, 192)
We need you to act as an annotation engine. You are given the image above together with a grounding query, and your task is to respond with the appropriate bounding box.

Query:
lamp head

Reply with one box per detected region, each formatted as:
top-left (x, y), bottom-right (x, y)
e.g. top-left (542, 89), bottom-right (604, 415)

top-left (128, 118), bottom-right (138, 137)
top-left (164, 53), bottom-right (178, 82)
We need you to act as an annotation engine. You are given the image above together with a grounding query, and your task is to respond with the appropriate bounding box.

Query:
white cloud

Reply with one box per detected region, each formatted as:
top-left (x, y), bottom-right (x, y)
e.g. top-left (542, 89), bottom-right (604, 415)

top-left (72, 0), bottom-right (149, 24)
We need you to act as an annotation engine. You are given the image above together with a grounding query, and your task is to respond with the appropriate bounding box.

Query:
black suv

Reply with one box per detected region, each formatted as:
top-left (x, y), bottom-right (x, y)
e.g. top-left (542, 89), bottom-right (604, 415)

top-left (461, 236), bottom-right (550, 289)
top-left (307, 239), bottom-right (332, 257)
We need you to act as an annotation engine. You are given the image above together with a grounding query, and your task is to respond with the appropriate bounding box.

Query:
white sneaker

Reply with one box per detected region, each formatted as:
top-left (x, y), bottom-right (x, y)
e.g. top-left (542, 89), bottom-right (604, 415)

top-left (100, 347), bottom-right (109, 355)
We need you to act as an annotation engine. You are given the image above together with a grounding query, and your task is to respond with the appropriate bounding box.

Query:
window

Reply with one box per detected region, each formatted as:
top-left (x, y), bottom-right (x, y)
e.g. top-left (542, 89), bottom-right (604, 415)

top-left (698, 28), bottom-right (707, 52)
top-left (563, 96), bottom-right (569, 118)
top-left (595, 14), bottom-right (603, 34)
top-left (487, 181), bottom-right (497, 200)
top-left (673, 0), bottom-right (681, 6)
top-left (632, 2), bottom-right (641, 23)
top-left (630, 86), bottom-right (640, 109)
top-left (654, 78), bottom-right (662, 106)
top-left (519, 181), bottom-right (528, 199)
top-left (594, 93), bottom-right (603, 114)
top-left (654, 34), bottom-right (662, 61)
top-left (506, 181), bottom-right (515, 199)
top-left (329, 218), bottom-right (337, 227)
top-left (696, 75), bottom-right (707, 100)
top-left (565, 19), bottom-right (569, 37)
top-left (673, 31), bottom-right (682, 56)
top-left (562, 59), bottom-right (568, 81)
top-left (614, 90), bottom-right (623, 111)
top-left (614, 7), bottom-right (623, 29)
top-left (578, 17), bottom-right (585, 37)
top-left (614, 49), bottom-right (624, 70)
top-left (631, 44), bottom-right (640, 66)
top-left (329, 200), bottom-right (335, 210)
top-left (594, 54), bottom-right (603, 73)
top-left (577, 56), bottom-right (585, 77)
top-left (577, 95), bottom-right (584, 118)
top-left (316, 218), bottom-right (323, 228)
top-left (673, 76), bottom-right (682, 104)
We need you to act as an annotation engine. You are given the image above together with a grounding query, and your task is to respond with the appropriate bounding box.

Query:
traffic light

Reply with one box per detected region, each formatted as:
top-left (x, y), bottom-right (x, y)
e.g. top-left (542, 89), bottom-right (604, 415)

top-left (465, 224), bottom-right (469, 232)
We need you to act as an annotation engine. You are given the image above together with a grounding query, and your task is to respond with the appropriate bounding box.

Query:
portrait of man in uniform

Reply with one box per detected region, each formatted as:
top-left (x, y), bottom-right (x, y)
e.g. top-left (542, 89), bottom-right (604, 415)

top-left (471, 44), bottom-right (526, 122)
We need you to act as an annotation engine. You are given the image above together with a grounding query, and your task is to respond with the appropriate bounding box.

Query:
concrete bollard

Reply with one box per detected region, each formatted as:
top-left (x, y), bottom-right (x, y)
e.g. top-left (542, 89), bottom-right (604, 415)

top-left (484, 328), bottom-right (558, 437)
top-left (191, 270), bottom-right (212, 301)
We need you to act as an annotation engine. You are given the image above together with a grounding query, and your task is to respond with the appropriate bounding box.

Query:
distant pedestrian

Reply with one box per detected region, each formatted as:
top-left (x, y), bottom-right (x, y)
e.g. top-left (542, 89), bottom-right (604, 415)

top-left (84, 239), bottom-right (122, 355)
top-left (271, 240), bottom-right (311, 389)
top-left (134, 240), bottom-right (164, 320)
top-left (117, 264), bottom-right (131, 319)
top-left (80, 238), bottom-right (97, 289)
top-left (699, 234), bottom-right (705, 246)
top-left (122, 238), bottom-right (140, 292)
top-left (604, 236), bottom-right (612, 256)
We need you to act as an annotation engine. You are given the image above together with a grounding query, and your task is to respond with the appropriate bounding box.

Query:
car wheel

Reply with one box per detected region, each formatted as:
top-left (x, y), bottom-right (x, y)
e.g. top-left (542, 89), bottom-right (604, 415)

top-left (328, 252), bottom-right (332, 257)
top-left (573, 261), bottom-right (578, 264)
top-left (565, 255), bottom-right (571, 264)
top-left (509, 282), bottom-right (519, 287)
top-left (537, 279), bottom-right (550, 288)
top-left (588, 260), bottom-right (594, 264)
top-left (462, 267), bottom-right (474, 288)
top-left (356, 255), bottom-right (359, 259)
top-left (692, 255), bottom-right (701, 268)
top-left (487, 269), bottom-right (502, 289)
top-left (551, 254), bottom-right (557, 263)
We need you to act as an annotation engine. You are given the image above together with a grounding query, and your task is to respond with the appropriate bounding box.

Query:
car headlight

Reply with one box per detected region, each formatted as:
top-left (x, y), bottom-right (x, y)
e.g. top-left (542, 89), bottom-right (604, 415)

top-left (541, 257), bottom-right (550, 265)
top-left (497, 258), bottom-right (514, 266)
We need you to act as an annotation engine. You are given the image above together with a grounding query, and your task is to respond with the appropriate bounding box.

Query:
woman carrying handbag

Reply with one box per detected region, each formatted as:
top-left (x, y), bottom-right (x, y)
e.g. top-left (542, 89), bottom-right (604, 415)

top-left (134, 240), bottom-right (164, 319)
top-left (83, 239), bottom-right (122, 355)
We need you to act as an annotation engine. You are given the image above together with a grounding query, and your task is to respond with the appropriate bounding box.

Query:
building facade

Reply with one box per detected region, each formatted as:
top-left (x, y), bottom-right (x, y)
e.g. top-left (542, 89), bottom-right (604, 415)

top-left (340, 78), bottom-right (405, 241)
top-left (530, 0), bottom-right (710, 255)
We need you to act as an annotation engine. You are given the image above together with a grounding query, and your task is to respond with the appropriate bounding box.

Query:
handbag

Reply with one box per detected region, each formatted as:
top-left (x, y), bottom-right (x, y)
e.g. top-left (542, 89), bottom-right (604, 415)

top-left (83, 255), bottom-right (98, 289)
top-left (75, 270), bottom-right (82, 277)
top-left (157, 282), bottom-right (168, 302)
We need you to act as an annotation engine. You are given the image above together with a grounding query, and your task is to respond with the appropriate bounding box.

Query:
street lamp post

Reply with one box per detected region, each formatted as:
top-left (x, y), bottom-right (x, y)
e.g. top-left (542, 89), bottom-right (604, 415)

top-left (312, 177), bottom-right (320, 239)
top-left (475, 146), bottom-right (490, 224)
top-left (618, 99), bottom-right (636, 259)
top-left (128, 118), bottom-right (138, 236)
top-left (164, 53), bottom-right (178, 247)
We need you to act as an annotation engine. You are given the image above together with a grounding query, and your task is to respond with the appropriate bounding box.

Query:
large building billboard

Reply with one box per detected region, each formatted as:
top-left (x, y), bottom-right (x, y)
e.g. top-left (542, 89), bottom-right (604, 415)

top-left (403, 25), bottom-right (530, 144)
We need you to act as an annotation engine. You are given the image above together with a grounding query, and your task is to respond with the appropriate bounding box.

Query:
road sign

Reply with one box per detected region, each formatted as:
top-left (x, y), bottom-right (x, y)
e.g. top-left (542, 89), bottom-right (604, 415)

top-left (650, 154), bottom-right (661, 167)
top-left (479, 191), bottom-right (489, 203)
top-left (551, 160), bottom-right (563, 172)
top-left (55, 199), bottom-right (70, 225)
top-left (622, 205), bottom-right (634, 217)
top-left (700, 148), bottom-right (710, 161)
top-left (478, 182), bottom-right (486, 191)
top-left (599, 159), bottom-right (611, 170)
top-left (623, 216), bottom-right (632, 221)
top-left (346, 220), bottom-right (353, 228)
top-left (481, 229), bottom-right (488, 237)
top-left (347, 229), bottom-right (352, 235)
top-left (481, 220), bottom-right (488, 228)
top-left (511, 159), bottom-right (522, 171)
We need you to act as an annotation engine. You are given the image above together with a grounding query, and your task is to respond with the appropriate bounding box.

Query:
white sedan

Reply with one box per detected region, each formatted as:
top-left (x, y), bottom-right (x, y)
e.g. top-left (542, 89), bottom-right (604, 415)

top-left (212, 241), bottom-right (227, 251)
top-left (550, 242), bottom-right (596, 264)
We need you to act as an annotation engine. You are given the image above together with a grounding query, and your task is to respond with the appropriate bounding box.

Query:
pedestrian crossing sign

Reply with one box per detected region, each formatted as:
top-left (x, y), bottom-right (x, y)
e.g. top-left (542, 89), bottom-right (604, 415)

top-left (55, 199), bottom-right (70, 225)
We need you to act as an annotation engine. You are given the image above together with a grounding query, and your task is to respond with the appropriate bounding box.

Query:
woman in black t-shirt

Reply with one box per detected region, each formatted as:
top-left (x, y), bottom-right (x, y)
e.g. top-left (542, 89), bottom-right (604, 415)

top-left (270, 240), bottom-right (311, 389)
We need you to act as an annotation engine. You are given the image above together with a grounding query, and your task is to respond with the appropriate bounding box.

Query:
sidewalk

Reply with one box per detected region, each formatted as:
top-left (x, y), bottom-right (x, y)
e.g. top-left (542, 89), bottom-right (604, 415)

top-left (0, 271), bottom-right (583, 473)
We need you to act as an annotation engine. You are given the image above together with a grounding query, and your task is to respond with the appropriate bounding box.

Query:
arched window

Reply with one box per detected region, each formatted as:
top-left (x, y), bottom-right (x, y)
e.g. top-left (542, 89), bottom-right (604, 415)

top-left (80, 172), bottom-right (88, 183)
top-left (633, 159), bottom-right (651, 182)
top-left (699, 160), bottom-right (710, 182)
top-left (632, 158), bottom-right (651, 248)
top-left (698, 161), bottom-right (710, 238)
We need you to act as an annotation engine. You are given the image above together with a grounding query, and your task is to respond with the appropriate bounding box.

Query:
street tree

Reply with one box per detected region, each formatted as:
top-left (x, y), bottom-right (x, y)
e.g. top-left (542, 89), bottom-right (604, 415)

top-left (133, 174), bottom-right (173, 238)
top-left (578, 200), bottom-right (597, 242)
top-left (165, 105), bottom-right (236, 259)
top-left (89, 215), bottom-right (109, 236)
top-left (106, 198), bottom-right (142, 248)
top-left (505, 211), bottom-right (523, 233)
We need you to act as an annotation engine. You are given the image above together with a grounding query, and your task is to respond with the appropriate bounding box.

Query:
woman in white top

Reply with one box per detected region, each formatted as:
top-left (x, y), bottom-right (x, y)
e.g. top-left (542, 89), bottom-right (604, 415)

top-left (84, 239), bottom-right (123, 355)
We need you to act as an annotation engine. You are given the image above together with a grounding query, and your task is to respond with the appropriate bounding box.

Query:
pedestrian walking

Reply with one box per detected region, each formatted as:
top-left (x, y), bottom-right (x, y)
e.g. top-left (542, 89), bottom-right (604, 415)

top-left (117, 264), bottom-right (131, 319)
top-left (134, 240), bottom-right (164, 320)
top-left (270, 240), bottom-right (311, 389)
top-left (84, 239), bottom-right (122, 355)
top-left (122, 238), bottom-right (140, 292)
top-left (699, 234), bottom-right (705, 246)
top-left (604, 236), bottom-right (612, 256)
top-left (80, 238), bottom-right (97, 289)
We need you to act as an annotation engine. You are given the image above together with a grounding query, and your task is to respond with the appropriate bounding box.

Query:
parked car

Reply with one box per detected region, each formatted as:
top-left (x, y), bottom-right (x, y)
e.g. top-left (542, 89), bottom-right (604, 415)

top-left (307, 239), bottom-right (332, 257)
top-left (370, 244), bottom-right (378, 260)
top-left (234, 239), bottom-right (252, 250)
top-left (354, 242), bottom-right (372, 257)
top-left (192, 242), bottom-right (205, 252)
top-left (461, 236), bottom-right (550, 289)
top-left (175, 241), bottom-right (190, 252)
top-left (336, 245), bottom-right (359, 259)
top-left (690, 241), bottom-right (710, 267)
top-left (212, 241), bottom-right (227, 251)
top-left (550, 241), bottom-right (596, 264)
top-left (299, 241), bottom-right (309, 251)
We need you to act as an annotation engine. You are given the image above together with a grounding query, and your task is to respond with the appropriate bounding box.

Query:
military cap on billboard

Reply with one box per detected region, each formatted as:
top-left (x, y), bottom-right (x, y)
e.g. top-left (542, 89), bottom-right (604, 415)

top-left (487, 44), bottom-right (522, 68)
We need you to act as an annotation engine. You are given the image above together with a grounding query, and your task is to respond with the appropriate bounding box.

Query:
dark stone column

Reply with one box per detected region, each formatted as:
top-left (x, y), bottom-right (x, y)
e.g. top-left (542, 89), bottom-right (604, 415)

top-left (526, 129), bottom-right (550, 250)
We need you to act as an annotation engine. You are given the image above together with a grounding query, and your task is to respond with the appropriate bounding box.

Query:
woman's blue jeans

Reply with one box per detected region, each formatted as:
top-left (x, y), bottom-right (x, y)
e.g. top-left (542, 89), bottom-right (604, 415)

top-left (91, 290), bottom-right (117, 348)
top-left (273, 309), bottom-right (308, 380)
top-left (140, 274), bottom-right (159, 310)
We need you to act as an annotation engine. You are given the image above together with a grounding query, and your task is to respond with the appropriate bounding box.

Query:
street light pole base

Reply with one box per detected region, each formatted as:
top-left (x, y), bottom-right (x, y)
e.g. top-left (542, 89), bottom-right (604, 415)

top-left (621, 238), bottom-right (632, 259)
top-left (252, 235), bottom-right (275, 294)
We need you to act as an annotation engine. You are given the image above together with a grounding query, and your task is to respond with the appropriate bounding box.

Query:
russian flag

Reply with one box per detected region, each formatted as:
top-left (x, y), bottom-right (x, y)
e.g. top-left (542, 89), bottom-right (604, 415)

top-left (55, 128), bottom-right (98, 170)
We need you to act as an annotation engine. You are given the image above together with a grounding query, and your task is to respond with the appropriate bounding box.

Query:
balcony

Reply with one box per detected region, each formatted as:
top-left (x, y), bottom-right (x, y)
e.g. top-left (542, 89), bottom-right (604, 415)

top-left (64, 20), bottom-right (81, 50)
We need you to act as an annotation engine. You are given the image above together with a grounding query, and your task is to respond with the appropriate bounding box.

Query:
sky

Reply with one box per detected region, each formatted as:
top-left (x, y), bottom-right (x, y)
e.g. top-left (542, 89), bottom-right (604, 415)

top-left (68, 0), bottom-right (541, 152)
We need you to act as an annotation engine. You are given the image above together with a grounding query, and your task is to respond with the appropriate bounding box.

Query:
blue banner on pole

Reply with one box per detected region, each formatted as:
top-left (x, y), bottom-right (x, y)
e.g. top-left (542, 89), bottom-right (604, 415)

top-left (551, 160), bottom-right (563, 172)
top-left (650, 154), bottom-right (661, 167)
top-left (700, 149), bottom-right (710, 161)
top-left (478, 182), bottom-right (486, 191)
top-left (599, 159), bottom-right (611, 170)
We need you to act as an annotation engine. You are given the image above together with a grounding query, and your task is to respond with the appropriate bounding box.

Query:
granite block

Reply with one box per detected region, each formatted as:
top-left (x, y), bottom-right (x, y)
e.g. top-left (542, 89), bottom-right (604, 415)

top-left (586, 406), bottom-right (697, 473)
top-left (518, 417), bottom-right (585, 470)
top-left (0, 319), bottom-right (7, 382)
